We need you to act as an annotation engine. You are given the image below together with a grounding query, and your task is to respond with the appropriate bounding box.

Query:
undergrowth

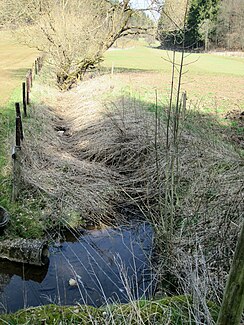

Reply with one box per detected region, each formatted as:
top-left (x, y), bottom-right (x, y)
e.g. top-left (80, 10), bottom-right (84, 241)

top-left (0, 295), bottom-right (219, 325)
top-left (0, 86), bottom-right (48, 239)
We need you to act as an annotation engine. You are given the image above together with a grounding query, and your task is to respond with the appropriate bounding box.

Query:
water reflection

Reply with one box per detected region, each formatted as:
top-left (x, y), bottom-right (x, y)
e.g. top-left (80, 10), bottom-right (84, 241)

top-left (0, 222), bottom-right (155, 314)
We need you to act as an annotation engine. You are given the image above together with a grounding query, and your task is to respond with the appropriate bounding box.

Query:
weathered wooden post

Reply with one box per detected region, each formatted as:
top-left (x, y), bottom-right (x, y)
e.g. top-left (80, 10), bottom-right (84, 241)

top-left (217, 221), bottom-right (244, 325)
top-left (22, 82), bottom-right (27, 117)
top-left (35, 60), bottom-right (38, 75)
top-left (12, 116), bottom-right (22, 202)
top-left (30, 68), bottom-right (33, 87)
top-left (12, 103), bottom-right (23, 202)
top-left (15, 102), bottom-right (23, 141)
top-left (15, 117), bottom-right (21, 147)
top-left (182, 91), bottom-right (187, 110)
top-left (37, 57), bottom-right (40, 72)
top-left (26, 73), bottom-right (30, 105)
top-left (39, 56), bottom-right (43, 70)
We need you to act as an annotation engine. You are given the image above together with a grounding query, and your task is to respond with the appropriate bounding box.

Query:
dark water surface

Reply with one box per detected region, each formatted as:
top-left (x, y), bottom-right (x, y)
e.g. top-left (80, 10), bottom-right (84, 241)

top-left (0, 223), bottom-right (155, 313)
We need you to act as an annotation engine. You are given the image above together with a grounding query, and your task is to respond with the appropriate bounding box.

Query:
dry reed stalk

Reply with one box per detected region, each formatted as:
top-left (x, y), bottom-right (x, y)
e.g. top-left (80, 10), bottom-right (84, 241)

top-left (19, 75), bottom-right (243, 309)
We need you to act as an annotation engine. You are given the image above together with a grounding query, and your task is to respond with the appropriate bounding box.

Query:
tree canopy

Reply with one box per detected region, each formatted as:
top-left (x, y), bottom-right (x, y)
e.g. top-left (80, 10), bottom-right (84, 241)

top-left (157, 0), bottom-right (244, 50)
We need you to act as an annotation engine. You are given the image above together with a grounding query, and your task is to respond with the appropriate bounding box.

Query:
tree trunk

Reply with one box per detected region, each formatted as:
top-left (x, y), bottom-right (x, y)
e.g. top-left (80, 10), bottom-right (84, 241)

top-left (217, 221), bottom-right (244, 325)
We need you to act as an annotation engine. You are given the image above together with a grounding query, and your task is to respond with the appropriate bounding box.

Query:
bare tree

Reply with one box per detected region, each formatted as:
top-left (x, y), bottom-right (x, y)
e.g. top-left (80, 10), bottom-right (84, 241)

top-left (1, 0), bottom-right (155, 89)
top-left (215, 0), bottom-right (244, 50)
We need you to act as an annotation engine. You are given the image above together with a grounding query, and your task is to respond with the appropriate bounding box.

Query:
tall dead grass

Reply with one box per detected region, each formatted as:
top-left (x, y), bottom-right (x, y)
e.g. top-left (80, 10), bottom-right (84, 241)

top-left (19, 75), bottom-right (243, 321)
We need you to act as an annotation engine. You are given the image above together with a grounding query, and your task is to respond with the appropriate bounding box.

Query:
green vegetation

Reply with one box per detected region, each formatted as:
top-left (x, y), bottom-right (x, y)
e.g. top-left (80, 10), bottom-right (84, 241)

top-left (0, 31), bottom-right (42, 239)
top-left (103, 45), bottom-right (244, 131)
top-left (103, 45), bottom-right (244, 76)
top-left (0, 31), bottom-right (37, 105)
top-left (0, 0), bottom-right (154, 90)
top-left (0, 89), bottom-right (22, 212)
top-left (158, 0), bottom-right (244, 51)
top-left (0, 90), bottom-right (46, 239)
top-left (0, 295), bottom-right (219, 325)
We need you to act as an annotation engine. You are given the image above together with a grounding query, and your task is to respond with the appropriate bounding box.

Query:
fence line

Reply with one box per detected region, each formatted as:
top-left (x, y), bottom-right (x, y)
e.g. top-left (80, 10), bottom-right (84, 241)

top-left (12, 55), bottom-right (43, 202)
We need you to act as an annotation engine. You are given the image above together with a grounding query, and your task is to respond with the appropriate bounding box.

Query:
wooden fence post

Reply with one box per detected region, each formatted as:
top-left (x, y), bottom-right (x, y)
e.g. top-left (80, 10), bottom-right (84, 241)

top-left (26, 73), bottom-right (30, 105)
top-left (15, 117), bottom-right (21, 147)
top-left (35, 60), bottom-right (38, 75)
top-left (12, 110), bottom-right (22, 202)
top-left (217, 221), bottom-right (244, 325)
top-left (37, 57), bottom-right (40, 72)
top-left (30, 69), bottom-right (33, 87)
top-left (15, 103), bottom-right (23, 141)
top-left (11, 143), bottom-right (21, 202)
top-left (39, 56), bottom-right (42, 70)
top-left (22, 82), bottom-right (27, 117)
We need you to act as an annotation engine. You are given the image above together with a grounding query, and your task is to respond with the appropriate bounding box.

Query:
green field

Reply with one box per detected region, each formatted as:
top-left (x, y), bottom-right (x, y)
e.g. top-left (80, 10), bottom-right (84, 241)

top-left (103, 45), bottom-right (244, 115)
top-left (104, 45), bottom-right (244, 76)
top-left (0, 31), bottom-right (38, 106)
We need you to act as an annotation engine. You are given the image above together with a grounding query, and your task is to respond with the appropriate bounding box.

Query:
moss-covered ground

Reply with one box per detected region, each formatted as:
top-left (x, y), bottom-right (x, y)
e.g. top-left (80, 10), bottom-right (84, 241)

top-left (0, 296), bottom-right (219, 325)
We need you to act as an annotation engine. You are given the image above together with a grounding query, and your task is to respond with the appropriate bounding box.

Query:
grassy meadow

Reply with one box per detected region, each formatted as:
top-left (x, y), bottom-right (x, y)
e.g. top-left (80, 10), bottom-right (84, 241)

top-left (0, 30), bottom-right (38, 176)
top-left (0, 30), bottom-right (38, 105)
top-left (103, 45), bottom-right (244, 115)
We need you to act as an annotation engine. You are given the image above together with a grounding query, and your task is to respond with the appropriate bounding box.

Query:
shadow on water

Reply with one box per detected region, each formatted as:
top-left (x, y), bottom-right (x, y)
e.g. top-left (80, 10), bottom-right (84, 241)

top-left (0, 222), bottom-right (155, 314)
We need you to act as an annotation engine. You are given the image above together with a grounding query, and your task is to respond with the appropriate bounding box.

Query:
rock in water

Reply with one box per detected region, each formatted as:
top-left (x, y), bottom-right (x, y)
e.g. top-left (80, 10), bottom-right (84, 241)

top-left (68, 278), bottom-right (77, 287)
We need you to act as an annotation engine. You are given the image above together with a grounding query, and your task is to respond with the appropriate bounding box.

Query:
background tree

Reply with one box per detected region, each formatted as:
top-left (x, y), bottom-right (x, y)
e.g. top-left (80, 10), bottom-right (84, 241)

top-left (185, 0), bottom-right (220, 49)
top-left (157, 0), bottom-right (189, 48)
top-left (0, 0), bottom-right (50, 27)
top-left (0, 0), bottom-right (155, 89)
top-left (157, 0), bottom-right (220, 50)
top-left (215, 0), bottom-right (244, 50)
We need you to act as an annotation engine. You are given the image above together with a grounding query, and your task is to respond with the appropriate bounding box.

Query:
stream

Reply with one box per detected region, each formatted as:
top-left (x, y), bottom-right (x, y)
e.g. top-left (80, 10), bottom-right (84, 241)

top-left (0, 222), bottom-right (155, 314)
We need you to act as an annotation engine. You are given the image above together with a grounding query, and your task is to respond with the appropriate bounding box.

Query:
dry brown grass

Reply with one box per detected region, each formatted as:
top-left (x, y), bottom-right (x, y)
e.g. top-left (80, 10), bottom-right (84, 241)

top-left (19, 74), bottom-right (243, 309)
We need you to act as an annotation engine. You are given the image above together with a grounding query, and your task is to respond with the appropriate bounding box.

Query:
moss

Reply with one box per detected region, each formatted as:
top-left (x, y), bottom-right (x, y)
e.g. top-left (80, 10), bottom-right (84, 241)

top-left (0, 296), bottom-right (220, 325)
top-left (0, 304), bottom-right (103, 325)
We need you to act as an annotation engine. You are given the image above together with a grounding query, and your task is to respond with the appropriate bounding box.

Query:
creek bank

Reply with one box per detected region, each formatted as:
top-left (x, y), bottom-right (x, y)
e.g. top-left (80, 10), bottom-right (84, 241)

top-left (0, 296), bottom-right (220, 324)
top-left (0, 222), bottom-right (155, 314)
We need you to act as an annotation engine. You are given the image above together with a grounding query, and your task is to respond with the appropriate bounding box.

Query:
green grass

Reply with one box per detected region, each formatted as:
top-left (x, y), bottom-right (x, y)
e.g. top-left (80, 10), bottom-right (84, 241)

top-left (0, 30), bottom-right (38, 105)
top-left (103, 45), bottom-right (244, 135)
top-left (0, 30), bottom-right (36, 215)
top-left (103, 45), bottom-right (244, 77)
top-left (0, 87), bottom-right (46, 239)
top-left (0, 295), bottom-right (219, 325)
top-left (0, 30), bottom-right (43, 239)
top-left (0, 88), bottom-right (21, 198)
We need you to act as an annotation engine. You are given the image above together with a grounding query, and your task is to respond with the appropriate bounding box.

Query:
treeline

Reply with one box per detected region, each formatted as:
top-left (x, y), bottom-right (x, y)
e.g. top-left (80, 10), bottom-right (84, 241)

top-left (158, 0), bottom-right (244, 51)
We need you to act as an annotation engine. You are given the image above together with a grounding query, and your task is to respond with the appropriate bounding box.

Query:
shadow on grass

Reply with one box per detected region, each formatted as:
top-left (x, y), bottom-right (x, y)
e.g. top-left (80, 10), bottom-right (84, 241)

top-left (100, 66), bottom-right (158, 75)
top-left (7, 67), bottom-right (31, 79)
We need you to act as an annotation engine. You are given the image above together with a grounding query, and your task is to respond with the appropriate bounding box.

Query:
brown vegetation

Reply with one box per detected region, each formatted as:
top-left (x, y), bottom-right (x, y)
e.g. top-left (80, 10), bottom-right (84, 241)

top-left (17, 74), bottom-right (243, 323)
